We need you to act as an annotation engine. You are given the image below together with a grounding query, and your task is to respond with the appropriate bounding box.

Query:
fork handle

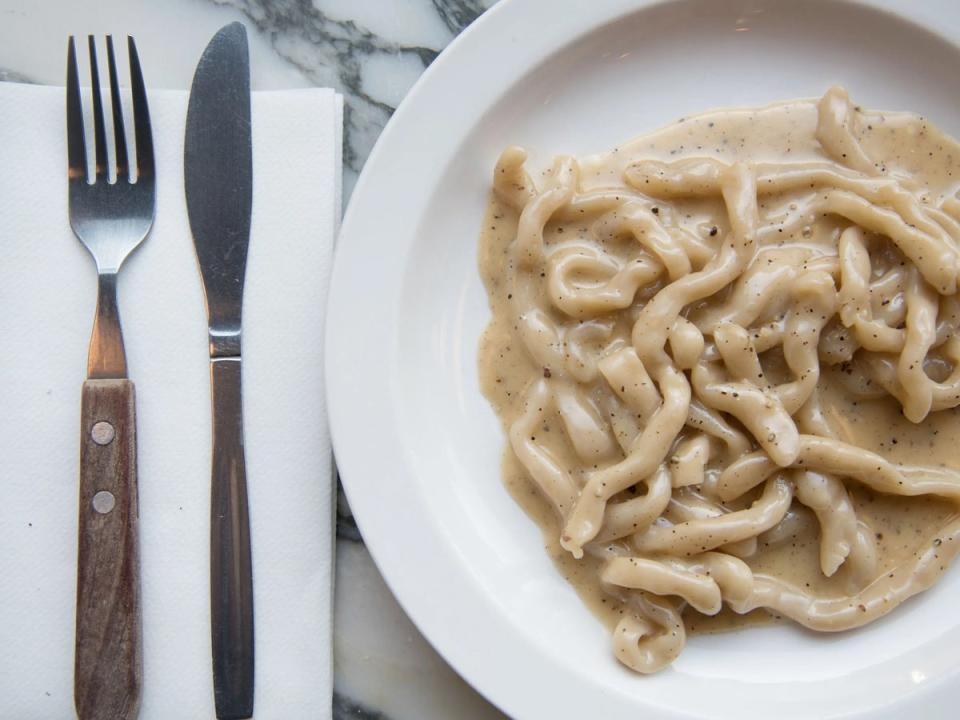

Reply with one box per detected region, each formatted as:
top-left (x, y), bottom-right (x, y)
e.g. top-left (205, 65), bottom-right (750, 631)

top-left (75, 379), bottom-right (142, 720)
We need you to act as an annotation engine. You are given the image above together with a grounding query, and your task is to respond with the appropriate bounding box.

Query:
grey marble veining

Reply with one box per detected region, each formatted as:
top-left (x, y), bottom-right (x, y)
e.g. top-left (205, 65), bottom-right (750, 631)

top-left (334, 692), bottom-right (391, 720)
top-left (0, 68), bottom-right (33, 83)
top-left (213, 0), bottom-right (496, 197)
top-left (335, 483), bottom-right (365, 544)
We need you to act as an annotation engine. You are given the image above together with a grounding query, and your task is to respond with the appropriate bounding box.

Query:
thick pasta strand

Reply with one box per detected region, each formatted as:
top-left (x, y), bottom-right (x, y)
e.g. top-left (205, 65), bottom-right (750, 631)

top-left (563, 319), bottom-right (615, 383)
top-left (598, 346), bottom-right (662, 425)
top-left (593, 465), bottom-right (673, 544)
top-left (691, 359), bottom-right (800, 466)
top-left (548, 244), bottom-right (662, 318)
top-left (630, 163), bottom-right (759, 369)
top-left (610, 592), bottom-right (685, 674)
top-left (775, 270), bottom-right (837, 413)
top-left (561, 364), bottom-right (691, 558)
top-left (669, 434), bottom-right (711, 488)
top-left (713, 322), bottom-right (766, 384)
top-left (492, 145), bottom-right (535, 210)
top-left (509, 379), bottom-right (580, 514)
top-left (716, 435), bottom-right (960, 502)
top-left (665, 487), bottom-right (759, 558)
top-left (862, 338), bottom-right (960, 412)
top-left (684, 399), bottom-right (753, 461)
top-left (897, 267), bottom-right (939, 422)
top-left (815, 86), bottom-right (877, 175)
top-left (603, 553), bottom-right (755, 615)
top-left (515, 156), bottom-right (577, 267)
top-left (595, 202), bottom-right (692, 280)
top-left (691, 248), bottom-right (808, 333)
top-left (604, 557), bottom-right (724, 615)
top-left (794, 470), bottom-right (858, 577)
top-left (553, 381), bottom-right (619, 461)
top-left (632, 476), bottom-right (794, 555)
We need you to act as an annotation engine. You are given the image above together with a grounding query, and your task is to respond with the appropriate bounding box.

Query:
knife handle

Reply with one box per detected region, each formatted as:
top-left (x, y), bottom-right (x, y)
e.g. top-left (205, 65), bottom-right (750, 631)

top-left (75, 379), bottom-right (142, 720)
top-left (209, 357), bottom-right (254, 720)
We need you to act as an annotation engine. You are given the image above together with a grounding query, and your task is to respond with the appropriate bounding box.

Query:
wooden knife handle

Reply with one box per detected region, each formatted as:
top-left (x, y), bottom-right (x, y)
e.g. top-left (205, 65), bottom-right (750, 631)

top-left (75, 379), bottom-right (142, 720)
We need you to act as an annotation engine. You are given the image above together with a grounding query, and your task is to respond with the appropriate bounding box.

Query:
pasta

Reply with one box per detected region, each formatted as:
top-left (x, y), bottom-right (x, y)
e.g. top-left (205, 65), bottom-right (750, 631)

top-left (478, 87), bottom-right (960, 673)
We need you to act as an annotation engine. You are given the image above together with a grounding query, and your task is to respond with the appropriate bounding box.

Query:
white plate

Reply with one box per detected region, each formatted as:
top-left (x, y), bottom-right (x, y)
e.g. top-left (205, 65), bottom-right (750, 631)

top-left (326, 1), bottom-right (960, 717)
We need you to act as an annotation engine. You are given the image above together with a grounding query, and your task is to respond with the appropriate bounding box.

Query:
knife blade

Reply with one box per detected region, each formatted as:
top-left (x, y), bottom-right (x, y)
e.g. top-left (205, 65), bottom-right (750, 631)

top-left (184, 22), bottom-right (254, 720)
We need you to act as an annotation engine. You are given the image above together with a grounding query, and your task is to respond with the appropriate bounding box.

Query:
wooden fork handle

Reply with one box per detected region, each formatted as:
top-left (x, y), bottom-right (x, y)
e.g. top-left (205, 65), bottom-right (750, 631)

top-left (75, 379), bottom-right (142, 720)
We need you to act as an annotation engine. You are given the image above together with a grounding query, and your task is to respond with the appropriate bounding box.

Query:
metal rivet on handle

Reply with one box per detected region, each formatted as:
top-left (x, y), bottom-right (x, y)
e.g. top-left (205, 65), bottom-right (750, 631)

top-left (92, 490), bottom-right (116, 514)
top-left (91, 421), bottom-right (115, 445)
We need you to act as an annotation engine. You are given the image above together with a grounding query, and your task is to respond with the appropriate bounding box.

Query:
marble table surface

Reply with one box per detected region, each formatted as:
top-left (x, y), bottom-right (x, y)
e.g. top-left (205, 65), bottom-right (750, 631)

top-left (0, 1), bottom-right (504, 718)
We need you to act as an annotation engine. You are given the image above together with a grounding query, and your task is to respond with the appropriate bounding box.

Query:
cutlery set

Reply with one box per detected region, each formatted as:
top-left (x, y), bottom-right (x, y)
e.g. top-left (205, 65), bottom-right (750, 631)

top-left (68, 23), bottom-right (255, 720)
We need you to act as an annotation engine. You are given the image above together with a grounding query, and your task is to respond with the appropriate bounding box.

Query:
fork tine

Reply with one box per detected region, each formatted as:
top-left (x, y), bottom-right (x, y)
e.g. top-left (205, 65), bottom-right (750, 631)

top-left (106, 36), bottom-right (128, 181)
top-left (66, 37), bottom-right (87, 182)
top-left (127, 37), bottom-right (154, 182)
top-left (87, 36), bottom-right (108, 180)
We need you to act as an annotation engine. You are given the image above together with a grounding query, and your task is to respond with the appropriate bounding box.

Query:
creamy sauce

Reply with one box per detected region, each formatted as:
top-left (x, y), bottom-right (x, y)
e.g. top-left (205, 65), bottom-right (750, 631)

top-left (478, 89), bottom-right (960, 671)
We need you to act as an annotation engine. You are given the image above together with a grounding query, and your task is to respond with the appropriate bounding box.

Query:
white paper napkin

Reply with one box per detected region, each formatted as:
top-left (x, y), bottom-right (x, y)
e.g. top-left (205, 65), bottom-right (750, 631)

top-left (0, 81), bottom-right (341, 719)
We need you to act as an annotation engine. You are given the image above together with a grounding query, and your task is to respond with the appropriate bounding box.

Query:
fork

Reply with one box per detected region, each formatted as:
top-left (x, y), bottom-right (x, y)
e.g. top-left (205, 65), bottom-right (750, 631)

top-left (67, 35), bottom-right (155, 720)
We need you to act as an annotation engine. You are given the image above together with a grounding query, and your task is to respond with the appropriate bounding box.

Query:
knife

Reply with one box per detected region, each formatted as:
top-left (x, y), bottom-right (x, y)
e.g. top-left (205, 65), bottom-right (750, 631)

top-left (184, 22), bottom-right (254, 720)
